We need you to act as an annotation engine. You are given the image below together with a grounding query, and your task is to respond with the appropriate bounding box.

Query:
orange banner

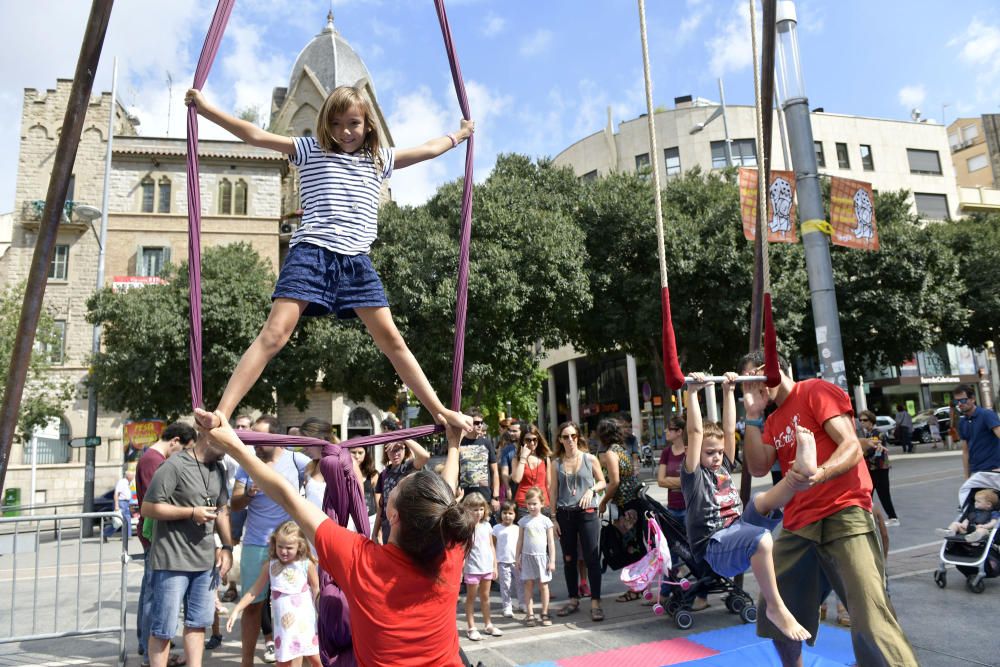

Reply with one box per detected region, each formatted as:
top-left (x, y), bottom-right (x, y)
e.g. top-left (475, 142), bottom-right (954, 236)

top-left (124, 420), bottom-right (165, 461)
top-left (738, 168), bottom-right (798, 243)
top-left (829, 177), bottom-right (879, 251)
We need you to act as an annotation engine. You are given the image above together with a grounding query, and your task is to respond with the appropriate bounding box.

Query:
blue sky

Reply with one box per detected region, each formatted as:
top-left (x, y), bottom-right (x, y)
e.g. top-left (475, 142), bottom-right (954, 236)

top-left (2, 0), bottom-right (1000, 211)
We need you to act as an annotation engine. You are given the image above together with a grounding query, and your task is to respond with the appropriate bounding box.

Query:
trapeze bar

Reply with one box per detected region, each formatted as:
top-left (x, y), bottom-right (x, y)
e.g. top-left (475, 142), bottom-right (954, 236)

top-left (683, 375), bottom-right (768, 384)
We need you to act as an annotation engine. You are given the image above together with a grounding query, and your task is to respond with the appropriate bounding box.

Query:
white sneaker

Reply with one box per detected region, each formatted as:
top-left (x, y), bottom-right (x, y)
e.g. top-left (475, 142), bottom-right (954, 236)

top-left (466, 628), bottom-right (483, 641)
top-left (885, 518), bottom-right (900, 527)
top-left (517, 603), bottom-right (527, 613)
top-left (263, 642), bottom-right (277, 663)
top-left (502, 605), bottom-right (514, 617)
top-left (484, 624), bottom-right (504, 637)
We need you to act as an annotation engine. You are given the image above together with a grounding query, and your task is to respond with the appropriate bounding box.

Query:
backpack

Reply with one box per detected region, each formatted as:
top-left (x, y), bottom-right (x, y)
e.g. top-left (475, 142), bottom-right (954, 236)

top-left (600, 509), bottom-right (643, 571)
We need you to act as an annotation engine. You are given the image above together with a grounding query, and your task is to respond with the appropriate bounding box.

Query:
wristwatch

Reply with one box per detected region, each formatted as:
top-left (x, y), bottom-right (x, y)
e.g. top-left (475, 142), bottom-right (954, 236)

top-left (220, 545), bottom-right (233, 552)
top-left (745, 417), bottom-right (765, 429)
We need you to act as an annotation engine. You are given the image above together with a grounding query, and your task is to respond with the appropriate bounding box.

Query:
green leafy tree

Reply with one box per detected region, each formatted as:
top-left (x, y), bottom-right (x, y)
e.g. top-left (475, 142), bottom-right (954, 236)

top-left (86, 243), bottom-right (331, 421)
top-left (0, 284), bottom-right (75, 440)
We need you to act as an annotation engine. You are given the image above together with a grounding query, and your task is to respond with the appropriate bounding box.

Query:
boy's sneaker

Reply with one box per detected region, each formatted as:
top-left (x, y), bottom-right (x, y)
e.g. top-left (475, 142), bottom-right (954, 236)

top-left (502, 605), bottom-right (514, 617)
top-left (263, 642), bottom-right (277, 663)
top-left (885, 518), bottom-right (900, 527)
top-left (204, 634), bottom-right (223, 650)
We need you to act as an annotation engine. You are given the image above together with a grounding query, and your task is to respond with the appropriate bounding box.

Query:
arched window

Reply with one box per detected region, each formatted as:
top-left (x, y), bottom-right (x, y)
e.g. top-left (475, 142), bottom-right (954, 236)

top-left (219, 178), bottom-right (232, 215)
top-left (347, 407), bottom-right (374, 440)
top-left (234, 179), bottom-right (248, 216)
top-left (140, 177), bottom-right (155, 213)
top-left (157, 176), bottom-right (171, 213)
top-left (23, 417), bottom-right (71, 465)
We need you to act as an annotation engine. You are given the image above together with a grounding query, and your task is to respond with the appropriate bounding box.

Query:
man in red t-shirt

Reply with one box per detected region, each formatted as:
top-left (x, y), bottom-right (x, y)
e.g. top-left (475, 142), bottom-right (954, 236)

top-left (738, 351), bottom-right (917, 667)
top-left (135, 422), bottom-right (195, 660)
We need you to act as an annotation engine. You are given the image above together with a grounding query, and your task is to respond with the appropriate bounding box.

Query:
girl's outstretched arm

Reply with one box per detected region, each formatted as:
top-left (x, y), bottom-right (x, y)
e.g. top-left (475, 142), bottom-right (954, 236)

top-left (395, 119), bottom-right (475, 169)
top-left (186, 89), bottom-right (295, 155)
top-left (205, 410), bottom-right (328, 543)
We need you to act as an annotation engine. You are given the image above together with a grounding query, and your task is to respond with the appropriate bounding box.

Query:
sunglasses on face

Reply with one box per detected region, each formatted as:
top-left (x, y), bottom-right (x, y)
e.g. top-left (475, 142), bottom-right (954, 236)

top-left (472, 420), bottom-right (485, 426)
top-left (859, 418), bottom-right (872, 423)
top-left (523, 436), bottom-right (538, 443)
top-left (560, 433), bottom-right (578, 440)
top-left (954, 398), bottom-right (970, 405)
top-left (668, 426), bottom-right (682, 432)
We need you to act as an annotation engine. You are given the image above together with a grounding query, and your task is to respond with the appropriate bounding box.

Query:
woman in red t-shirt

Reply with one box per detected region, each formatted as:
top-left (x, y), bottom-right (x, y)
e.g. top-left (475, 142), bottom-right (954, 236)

top-left (202, 409), bottom-right (477, 667)
top-left (511, 425), bottom-right (552, 520)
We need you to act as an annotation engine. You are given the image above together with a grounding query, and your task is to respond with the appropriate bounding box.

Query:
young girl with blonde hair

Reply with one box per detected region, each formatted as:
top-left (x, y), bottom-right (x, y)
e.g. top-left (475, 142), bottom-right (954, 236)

top-left (185, 85), bottom-right (475, 434)
top-left (461, 492), bottom-right (502, 641)
top-left (228, 521), bottom-right (321, 667)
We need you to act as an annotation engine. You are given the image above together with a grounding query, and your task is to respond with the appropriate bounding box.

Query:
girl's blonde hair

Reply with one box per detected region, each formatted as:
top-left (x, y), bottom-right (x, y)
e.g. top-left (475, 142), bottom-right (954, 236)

top-left (523, 486), bottom-right (544, 504)
top-left (268, 521), bottom-right (314, 563)
top-left (461, 491), bottom-right (490, 522)
top-left (316, 86), bottom-right (384, 172)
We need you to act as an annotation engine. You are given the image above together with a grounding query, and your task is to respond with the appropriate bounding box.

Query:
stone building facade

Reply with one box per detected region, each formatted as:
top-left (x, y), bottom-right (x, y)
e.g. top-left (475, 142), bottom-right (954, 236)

top-left (0, 14), bottom-right (394, 506)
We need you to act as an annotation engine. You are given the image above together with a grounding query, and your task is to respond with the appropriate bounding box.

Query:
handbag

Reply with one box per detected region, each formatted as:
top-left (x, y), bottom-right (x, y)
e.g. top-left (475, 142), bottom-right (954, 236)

top-left (600, 508), bottom-right (642, 571)
top-left (620, 516), bottom-right (688, 614)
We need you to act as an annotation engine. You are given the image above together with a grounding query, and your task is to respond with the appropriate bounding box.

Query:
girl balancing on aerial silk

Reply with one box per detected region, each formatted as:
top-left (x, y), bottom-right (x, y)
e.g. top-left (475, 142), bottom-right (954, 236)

top-left (185, 85), bottom-right (475, 435)
top-left (204, 411), bottom-right (479, 667)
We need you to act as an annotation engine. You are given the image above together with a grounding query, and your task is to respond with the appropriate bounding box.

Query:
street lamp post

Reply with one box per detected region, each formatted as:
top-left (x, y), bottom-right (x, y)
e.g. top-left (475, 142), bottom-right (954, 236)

top-left (775, 1), bottom-right (848, 390)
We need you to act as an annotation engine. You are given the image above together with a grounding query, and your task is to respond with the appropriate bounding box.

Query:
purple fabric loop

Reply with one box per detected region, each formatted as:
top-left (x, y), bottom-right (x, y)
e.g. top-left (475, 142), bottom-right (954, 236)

top-left (187, 0), bottom-right (235, 411)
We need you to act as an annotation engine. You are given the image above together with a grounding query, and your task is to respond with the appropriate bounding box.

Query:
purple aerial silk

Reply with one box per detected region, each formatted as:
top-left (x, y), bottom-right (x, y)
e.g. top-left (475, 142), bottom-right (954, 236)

top-left (187, 1), bottom-right (472, 662)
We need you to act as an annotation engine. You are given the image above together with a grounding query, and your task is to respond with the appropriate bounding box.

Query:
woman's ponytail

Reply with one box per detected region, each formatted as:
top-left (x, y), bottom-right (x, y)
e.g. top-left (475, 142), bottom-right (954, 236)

top-left (394, 470), bottom-right (476, 575)
top-left (439, 500), bottom-right (478, 554)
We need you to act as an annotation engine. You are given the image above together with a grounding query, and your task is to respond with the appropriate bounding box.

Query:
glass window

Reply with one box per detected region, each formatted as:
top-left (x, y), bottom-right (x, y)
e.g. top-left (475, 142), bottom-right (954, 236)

top-left (967, 153), bottom-right (989, 172)
top-left (234, 179), bottom-right (248, 216)
top-left (219, 178), bottom-right (232, 215)
top-left (907, 149), bottom-right (942, 175)
top-left (140, 177), bottom-right (155, 213)
top-left (635, 153), bottom-right (650, 176)
top-left (711, 139), bottom-right (756, 168)
top-left (948, 132), bottom-right (960, 149)
top-left (914, 192), bottom-right (950, 220)
top-left (814, 141), bottom-right (826, 168)
top-left (664, 146), bottom-right (681, 176)
top-left (580, 169), bottom-right (598, 183)
top-left (23, 417), bottom-right (72, 465)
top-left (860, 145), bottom-right (874, 171)
top-left (836, 142), bottom-right (850, 169)
top-left (961, 124), bottom-right (979, 143)
top-left (35, 320), bottom-right (66, 365)
top-left (157, 177), bottom-right (171, 213)
top-left (140, 247), bottom-right (168, 277)
top-left (49, 244), bottom-right (69, 280)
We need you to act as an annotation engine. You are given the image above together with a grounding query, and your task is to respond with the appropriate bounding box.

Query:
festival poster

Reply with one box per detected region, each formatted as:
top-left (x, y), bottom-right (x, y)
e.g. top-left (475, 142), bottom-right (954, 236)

top-left (123, 420), bottom-right (165, 461)
top-left (738, 168), bottom-right (798, 243)
top-left (829, 177), bottom-right (879, 251)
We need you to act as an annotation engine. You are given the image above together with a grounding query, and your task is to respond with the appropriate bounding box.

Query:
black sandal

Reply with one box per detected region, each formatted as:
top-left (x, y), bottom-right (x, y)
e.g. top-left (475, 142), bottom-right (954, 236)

top-left (590, 606), bottom-right (605, 622)
top-left (557, 600), bottom-right (580, 617)
top-left (616, 591), bottom-right (642, 603)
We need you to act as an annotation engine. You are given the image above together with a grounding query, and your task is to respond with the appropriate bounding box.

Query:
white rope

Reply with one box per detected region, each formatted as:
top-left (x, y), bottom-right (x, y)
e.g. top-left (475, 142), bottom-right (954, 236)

top-left (749, 0), bottom-right (770, 292)
top-left (637, 0), bottom-right (668, 289)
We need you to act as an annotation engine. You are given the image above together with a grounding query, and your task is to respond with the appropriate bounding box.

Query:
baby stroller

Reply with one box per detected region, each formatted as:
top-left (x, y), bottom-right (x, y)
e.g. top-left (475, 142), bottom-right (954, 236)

top-left (933, 471), bottom-right (1000, 594)
top-left (644, 492), bottom-right (759, 630)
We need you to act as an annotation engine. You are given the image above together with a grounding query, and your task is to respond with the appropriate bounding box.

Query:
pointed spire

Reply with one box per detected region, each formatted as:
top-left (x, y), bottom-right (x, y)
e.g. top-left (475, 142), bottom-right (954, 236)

top-left (323, 9), bottom-right (334, 34)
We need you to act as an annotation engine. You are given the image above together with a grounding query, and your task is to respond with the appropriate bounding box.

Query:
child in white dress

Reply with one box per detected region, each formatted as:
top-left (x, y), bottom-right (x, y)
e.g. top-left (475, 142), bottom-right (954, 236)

top-left (229, 521), bottom-right (321, 666)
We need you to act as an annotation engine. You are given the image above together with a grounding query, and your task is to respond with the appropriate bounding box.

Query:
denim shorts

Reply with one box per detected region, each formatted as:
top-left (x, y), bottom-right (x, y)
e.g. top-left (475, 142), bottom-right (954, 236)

top-left (705, 494), bottom-right (783, 578)
top-left (273, 242), bottom-right (389, 318)
top-left (148, 568), bottom-right (217, 638)
top-left (241, 544), bottom-right (270, 604)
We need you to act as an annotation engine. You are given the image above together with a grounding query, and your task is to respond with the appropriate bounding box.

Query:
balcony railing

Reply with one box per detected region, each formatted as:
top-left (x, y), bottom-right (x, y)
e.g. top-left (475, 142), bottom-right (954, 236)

top-left (21, 199), bottom-right (81, 223)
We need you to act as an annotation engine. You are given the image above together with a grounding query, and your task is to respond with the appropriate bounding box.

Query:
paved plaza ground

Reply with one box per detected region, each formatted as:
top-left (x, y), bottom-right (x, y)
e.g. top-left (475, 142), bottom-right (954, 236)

top-left (0, 444), bottom-right (995, 666)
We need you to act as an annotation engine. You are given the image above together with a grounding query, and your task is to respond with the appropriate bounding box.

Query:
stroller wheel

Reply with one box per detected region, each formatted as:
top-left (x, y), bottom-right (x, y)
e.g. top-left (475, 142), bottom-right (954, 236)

top-left (675, 610), bottom-right (694, 630)
top-left (966, 574), bottom-right (986, 594)
top-left (730, 595), bottom-right (747, 614)
top-left (933, 569), bottom-right (946, 589)
top-left (665, 600), bottom-right (681, 616)
top-left (740, 605), bottom-right (758, 624)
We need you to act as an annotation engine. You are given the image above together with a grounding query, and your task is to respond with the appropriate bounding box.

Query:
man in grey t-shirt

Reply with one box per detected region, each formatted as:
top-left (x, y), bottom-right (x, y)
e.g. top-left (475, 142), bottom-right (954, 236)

top-left (142, 429), bottom-right (233, 667)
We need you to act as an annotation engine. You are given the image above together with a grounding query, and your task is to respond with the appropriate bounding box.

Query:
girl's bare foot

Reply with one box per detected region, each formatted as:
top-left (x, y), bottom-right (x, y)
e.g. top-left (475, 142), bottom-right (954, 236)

top-left (438, 408), bottom-right (474, 432)
top-left (766, 603), bottom-right (812, 642)
top-left (194, 407), bottom-right (223, 430)
top-left (792, 425), bottom-right (818, 477)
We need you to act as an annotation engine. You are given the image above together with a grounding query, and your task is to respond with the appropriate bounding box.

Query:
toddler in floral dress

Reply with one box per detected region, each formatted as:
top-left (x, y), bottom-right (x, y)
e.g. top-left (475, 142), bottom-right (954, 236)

top-left (229, 521), bottom-right (321, 666)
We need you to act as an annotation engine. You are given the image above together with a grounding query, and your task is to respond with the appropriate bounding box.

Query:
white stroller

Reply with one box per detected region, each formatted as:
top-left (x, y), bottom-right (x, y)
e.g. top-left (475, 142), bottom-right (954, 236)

top-left (933, 471), bottom-right (1000, 594)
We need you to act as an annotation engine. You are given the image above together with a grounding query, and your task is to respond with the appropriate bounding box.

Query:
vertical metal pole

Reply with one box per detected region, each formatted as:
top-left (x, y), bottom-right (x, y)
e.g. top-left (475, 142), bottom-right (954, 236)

top-left (626, 355), bottom-right (642, 441)
top-left (84, 56), bottom-right (118, 537)
top-left (31, 522), bottom-right (40, 634)
top-left (775, 90), bottom-right (791, 169)
top-left (547, 372), bottom-right (558, 442)
top-left (0, 0), bottom-right (114, 496)
top-left (10, 523), bottom-right (17, 636)
top-left (704, 384), bottom-right (719, 422)
top-left (784, 100), bottom-right (848, 390)
top-left (718, 78), bottom-right (733, 167)
top-left (119, 538), bottom-right (127, 667)
top-left (55, 519), bottom-right (62, 631)
top-left (567, 360), bottom-right (580, 424)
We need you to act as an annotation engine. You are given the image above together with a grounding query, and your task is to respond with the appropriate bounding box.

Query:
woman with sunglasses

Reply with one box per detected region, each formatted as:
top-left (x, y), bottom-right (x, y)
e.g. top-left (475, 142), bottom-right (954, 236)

top-left (510, 425), bottom-right (552, 520)
top-left (858, 410), bottom-right (898, 527)
top-left (548, 421), bottom-right (607, 621)
top-left (373, 431), bottom-right (430, 545)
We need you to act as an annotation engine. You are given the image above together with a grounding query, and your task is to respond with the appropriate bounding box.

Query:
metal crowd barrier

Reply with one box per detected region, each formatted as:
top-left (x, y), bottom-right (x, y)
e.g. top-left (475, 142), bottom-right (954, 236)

top-left (0, 510), bottom-right (127, 666)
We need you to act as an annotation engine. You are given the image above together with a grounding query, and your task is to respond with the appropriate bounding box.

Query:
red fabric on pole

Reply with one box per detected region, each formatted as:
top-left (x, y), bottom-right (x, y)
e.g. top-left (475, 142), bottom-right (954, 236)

top-left (660, 286), bottom-right (685, 390)
top-left (186, 0), bottom-right (235, 411)
top-left (763, 292), bottom-right (780, 387)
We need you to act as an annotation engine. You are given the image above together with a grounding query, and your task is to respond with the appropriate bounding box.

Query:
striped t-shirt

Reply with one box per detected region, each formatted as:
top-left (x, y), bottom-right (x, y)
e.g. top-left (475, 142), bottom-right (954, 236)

top-left (289, 136), bottom-right (394, 256)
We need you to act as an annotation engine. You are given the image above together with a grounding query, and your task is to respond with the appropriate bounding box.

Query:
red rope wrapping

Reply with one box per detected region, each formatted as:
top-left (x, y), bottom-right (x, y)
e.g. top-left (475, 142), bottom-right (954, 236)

top-left (763, 292), bottom-right (780, 387)
top-left (660, 286), bottom-right (685, 390)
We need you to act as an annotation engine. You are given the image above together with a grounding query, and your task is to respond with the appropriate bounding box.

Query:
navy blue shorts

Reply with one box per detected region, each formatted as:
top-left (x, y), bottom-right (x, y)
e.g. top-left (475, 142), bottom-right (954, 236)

top-left (704, 494), bottom-right (783, 578)
top-left (273, 242), bottom-right (389, 318)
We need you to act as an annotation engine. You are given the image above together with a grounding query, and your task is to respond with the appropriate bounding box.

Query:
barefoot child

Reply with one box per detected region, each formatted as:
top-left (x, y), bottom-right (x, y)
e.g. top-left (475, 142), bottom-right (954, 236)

top-left (184, 86), bottom-right (474, 433)
top-left (228, 522), bottom-right (321, 667)
top-left (682, 373), bottom-right (812, 642)
top-left (516, 487), bottom-right (556, 627)
top-left (492, 501), bottom-right (522, 617)
top-left (462, 493), bottom-right (502, 640)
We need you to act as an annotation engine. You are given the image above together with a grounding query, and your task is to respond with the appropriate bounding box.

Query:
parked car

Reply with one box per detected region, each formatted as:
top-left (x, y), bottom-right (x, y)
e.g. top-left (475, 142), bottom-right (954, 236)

top-left (873, 416), bottom-right (896, 441)
top-left (911, 407), bottom-right (951, 444)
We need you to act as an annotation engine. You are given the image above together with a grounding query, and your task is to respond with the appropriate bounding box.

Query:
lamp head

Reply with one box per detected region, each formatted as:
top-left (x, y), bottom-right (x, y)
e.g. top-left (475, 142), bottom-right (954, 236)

top-left (73, 204), bottom-right (103, 221)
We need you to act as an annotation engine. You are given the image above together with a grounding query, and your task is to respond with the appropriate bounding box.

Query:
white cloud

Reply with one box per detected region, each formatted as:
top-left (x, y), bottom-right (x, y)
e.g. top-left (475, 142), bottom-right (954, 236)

top-left (707, 2), bottom-right (752, 78)
top-left (952, 20), bottom-right (1000, 70)
top-left (678, 12), bottom-right (705, 42)
top-left (483, 13), bottom-right (506, 37)
top-left (386, 87), bottom-right (450, 205)
top-left (519, 29), bottom-right (553, 57)
top-left (897, 84), bottom-right (927, 110)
